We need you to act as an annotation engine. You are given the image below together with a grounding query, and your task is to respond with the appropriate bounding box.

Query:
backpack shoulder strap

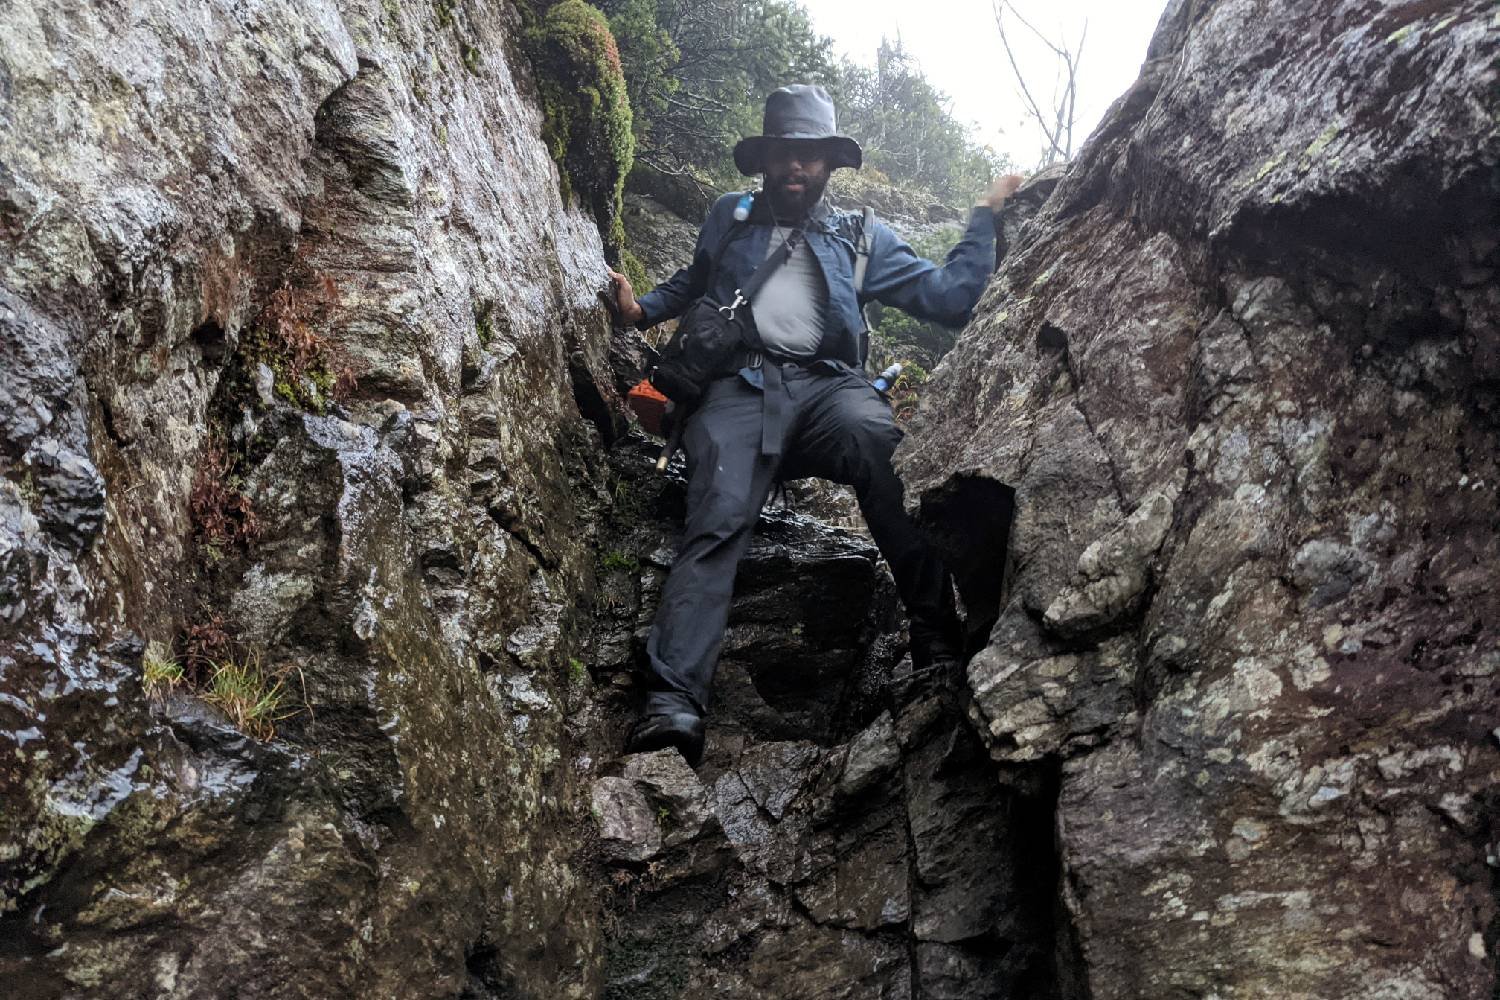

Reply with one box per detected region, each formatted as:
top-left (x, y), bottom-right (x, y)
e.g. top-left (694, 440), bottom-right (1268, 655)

top-left (853, 206), bottom-right (875, 294)
top-left (703, 191), bottom-right (754, 293)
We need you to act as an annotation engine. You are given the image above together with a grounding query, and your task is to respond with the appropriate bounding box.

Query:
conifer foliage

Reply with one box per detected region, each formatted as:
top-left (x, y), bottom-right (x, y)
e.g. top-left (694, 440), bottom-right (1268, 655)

top-left (597, 0), bottom-right (1004, 206)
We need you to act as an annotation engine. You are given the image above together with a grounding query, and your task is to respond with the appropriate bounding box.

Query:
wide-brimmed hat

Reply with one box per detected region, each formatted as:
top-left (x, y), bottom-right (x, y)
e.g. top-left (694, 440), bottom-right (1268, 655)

top-left (732, 84), bottom-right (863, 176)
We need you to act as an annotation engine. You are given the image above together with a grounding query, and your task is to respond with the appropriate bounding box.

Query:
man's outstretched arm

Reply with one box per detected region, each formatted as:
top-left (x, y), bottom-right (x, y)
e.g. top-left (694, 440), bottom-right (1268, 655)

top-left (607, 193), bottom-right (737, 329)
top-left (861, 174), bottom-right (1024, 328)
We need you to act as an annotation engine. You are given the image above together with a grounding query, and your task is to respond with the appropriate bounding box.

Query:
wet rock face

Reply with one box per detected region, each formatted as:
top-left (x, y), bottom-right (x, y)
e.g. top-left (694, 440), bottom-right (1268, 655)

top-left (6, 1), bottom-right (1497, 998)
top-left (2, 1), bottom-right (617, 996)
top-left (904, 2), bottom-right (1500, 997)
top-left (585, 444), bottom-right (1066, 999)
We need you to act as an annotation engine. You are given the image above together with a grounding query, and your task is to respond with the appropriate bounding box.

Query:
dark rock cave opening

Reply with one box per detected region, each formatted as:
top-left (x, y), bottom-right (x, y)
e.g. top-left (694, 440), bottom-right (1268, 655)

top-left (917, 473), bottom-right (1017, 657)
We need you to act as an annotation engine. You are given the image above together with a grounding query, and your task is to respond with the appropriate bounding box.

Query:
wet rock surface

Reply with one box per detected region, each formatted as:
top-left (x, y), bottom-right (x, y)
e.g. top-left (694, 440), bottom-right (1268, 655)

top-left (2, 1), bottom-right (615, 996)
top-left (5, 0), bottom-right (1498, 998)
top-left (585, 442), bottom-right (1065, 999)
top-left (904, 2), bottom-right (1500, 997)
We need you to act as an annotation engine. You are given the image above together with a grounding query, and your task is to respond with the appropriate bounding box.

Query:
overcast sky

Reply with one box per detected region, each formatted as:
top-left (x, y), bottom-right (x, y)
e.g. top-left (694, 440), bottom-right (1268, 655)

top-left (801, 0), bottom-right (1169, 168)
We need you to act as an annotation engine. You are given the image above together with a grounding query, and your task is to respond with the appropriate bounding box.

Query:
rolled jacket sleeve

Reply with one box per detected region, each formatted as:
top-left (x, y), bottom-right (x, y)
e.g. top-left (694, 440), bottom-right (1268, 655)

top-left (860, 206), bottom-right (997, 328)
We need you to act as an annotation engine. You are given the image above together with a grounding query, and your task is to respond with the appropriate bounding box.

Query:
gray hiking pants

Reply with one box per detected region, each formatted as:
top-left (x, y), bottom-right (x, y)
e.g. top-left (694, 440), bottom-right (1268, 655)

top-left (644, 363), bottom-right (955, 717)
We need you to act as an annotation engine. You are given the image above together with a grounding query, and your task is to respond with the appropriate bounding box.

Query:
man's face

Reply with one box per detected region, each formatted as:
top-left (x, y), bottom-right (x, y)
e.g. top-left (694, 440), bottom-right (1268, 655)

top-left (764, 140), bottom-right (831, 217)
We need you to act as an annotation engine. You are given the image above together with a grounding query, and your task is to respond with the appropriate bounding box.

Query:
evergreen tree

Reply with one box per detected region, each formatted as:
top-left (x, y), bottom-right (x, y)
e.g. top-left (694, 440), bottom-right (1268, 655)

top-left (601, 0), bottom-right (1005, 203)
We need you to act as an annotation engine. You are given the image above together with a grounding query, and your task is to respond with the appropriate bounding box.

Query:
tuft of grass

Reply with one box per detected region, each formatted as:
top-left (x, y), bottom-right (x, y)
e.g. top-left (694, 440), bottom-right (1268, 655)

top-left (203, 653), bottom-right (291, 741)
top-left (142, 642), bottom-right (184, 697)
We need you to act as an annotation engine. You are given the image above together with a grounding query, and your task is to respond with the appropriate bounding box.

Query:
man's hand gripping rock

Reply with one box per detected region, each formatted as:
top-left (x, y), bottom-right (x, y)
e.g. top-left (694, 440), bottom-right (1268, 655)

top-left (980, 173), bottom-right (1026, 211)
top-left (606, 269), bottom-right (645, 327)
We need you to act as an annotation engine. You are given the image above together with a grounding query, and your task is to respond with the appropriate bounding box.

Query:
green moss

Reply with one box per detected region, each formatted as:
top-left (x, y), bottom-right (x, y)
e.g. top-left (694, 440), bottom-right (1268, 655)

top-left (568, 657), bottom-right (589, 684)
top-left (473, 299), bottom-right (496, 347)
top-left (524, 0), bottom-right (635, 253)
top-left (463, 44), bottom-right (482, 75)
top-left (270, 367), bottom-right (328, 414)
top-left (600, 549), bottom-right (637, 572)
top-left (619, 247), bottom-right (652, 296)
top-left (16, 469), bottom-right (40, 510)
top-left (242, 284), bottom-right (349, 414)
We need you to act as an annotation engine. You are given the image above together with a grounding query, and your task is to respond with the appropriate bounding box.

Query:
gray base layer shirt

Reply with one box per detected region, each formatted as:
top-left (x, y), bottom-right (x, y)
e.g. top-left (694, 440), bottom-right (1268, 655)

top-left (751, 226), bottom-right (828, 359)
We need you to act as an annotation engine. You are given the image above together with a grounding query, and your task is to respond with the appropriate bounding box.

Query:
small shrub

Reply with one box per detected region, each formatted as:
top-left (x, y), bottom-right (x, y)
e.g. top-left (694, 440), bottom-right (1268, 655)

top-left (888, 360), bottom-right (930, 424)
top-left (246, 278), bottom-right (356, 414)
top-left (600, 549), bottom-right (637, 573)
top-left (190, 440), bottom-right (260, 551)
top-left (182, 613), bottom-right (234, 683)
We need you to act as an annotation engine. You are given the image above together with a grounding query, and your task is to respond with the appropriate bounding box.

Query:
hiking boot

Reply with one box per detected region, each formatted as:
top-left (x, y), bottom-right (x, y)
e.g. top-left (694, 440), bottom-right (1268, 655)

top-left (909, 618), bottom-right (964, 673)
top-left (624, 711), bottom-right (706, 767)
top-left (907, 624), bottom-right (966, 701)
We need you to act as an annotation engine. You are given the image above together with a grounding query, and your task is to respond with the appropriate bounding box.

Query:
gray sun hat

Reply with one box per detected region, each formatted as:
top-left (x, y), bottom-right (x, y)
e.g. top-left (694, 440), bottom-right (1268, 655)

top-left (732, 84), bottom-right (863, 176)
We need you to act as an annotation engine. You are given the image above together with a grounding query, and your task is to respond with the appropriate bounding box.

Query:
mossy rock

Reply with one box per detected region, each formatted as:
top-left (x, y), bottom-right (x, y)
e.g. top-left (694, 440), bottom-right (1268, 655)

top-left (619, 247), bottom-right (652, 296)
top-left (527, 0), bottom-right (635, 252)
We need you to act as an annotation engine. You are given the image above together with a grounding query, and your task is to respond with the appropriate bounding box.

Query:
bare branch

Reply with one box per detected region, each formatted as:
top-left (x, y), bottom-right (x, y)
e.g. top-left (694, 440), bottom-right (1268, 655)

top-left (994, 3), bottom-right (1062, 156)
top-left (996, 0), bottom-right (1068, 59)
top-left (992, 0), bottom-right (1084, 166)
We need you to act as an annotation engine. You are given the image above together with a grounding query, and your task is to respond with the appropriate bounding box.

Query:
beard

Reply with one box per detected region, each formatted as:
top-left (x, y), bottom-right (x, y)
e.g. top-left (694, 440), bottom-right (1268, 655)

top-left (765, 167), bottom-right (830, 219)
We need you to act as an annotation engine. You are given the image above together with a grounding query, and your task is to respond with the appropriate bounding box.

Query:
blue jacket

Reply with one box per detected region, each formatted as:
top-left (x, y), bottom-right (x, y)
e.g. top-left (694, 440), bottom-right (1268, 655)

top-left (635, 192), bottom-right (997, 370)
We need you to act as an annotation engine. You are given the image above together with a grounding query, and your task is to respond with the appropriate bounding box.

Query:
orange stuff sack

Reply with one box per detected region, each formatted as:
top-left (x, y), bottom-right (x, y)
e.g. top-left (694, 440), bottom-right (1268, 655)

top-left (627, 379), bottom-right (670, 436)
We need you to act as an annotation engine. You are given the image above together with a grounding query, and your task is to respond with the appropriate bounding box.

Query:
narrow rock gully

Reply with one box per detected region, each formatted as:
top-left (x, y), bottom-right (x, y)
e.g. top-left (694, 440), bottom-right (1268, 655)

top-left (568, 437), bottom-right (1079, 1000)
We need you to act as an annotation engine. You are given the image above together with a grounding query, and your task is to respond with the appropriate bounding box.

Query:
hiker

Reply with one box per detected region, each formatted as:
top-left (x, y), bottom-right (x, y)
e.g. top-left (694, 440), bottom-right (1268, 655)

top-left (607, 84), bottom-right (1023, 766)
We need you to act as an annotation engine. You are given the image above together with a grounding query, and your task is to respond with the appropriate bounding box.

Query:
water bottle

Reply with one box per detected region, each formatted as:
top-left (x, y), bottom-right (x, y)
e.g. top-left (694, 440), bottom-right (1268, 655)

top-left (872, 362), bottom-right (903, 395)
top-left (733, 190), bottom-right (755, 221)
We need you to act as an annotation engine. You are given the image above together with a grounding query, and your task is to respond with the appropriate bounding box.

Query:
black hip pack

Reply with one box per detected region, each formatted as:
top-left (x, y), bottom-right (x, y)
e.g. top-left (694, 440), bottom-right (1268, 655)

top-left (650, 227), bottom-right (805, 404)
